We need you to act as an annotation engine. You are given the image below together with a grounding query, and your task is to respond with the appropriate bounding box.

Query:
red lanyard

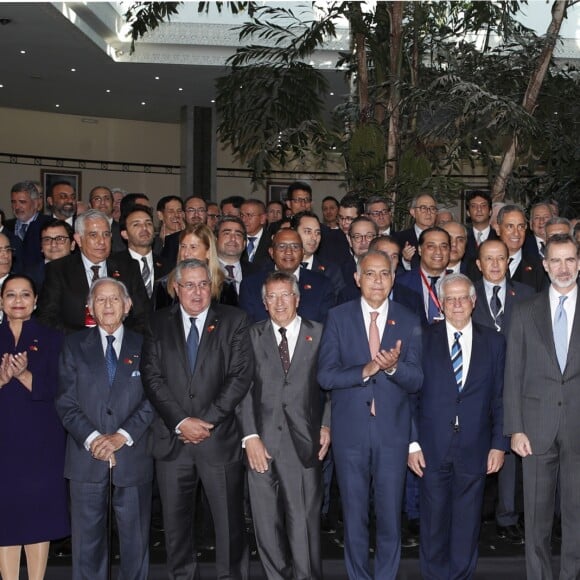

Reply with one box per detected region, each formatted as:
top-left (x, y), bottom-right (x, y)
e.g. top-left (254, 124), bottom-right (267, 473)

top-left (419, 270), bottom-right (442, 313)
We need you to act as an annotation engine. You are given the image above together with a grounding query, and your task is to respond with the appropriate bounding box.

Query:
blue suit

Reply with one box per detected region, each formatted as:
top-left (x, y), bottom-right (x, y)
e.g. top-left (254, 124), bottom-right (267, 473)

top-left (318, 299), bottom-right (423, 579)
top-left (56, 327), bottom-right (154, 580)
top-left (416, 322), bottom-right (507, 580)
top-left (239, 267), bottom-right (335, 323)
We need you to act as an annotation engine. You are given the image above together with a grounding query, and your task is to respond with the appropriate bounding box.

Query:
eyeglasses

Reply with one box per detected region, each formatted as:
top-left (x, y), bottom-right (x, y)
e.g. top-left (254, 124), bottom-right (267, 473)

top-left (350, 233), bottom-right (376, 242)
top-left (274, 243), bottom-right (302, 252)
top-left (264, 292), bottom-right (296, 303)
top-left (443, 295), bottom-right (473, 306)
top-left (338, 216), bottom-right (355, 223)
top-left (90, 196), bottom-right (112, 204)
top-left (176, 280), bottom-right (211, 292)
top-left (414, 205), bottom-right (438, 213)
top-left (0, 246), bottom-right (14, 255)
top-left (185, 208), bottom-right (207, 215)
top-left (368, 210), bottom-right (390, 217)
top-left (94, 295), bottom-right (122, 306)
top-left (289, 197), bottom-right (311, 205)
top-left (41, 235), bottom-right (69, 245)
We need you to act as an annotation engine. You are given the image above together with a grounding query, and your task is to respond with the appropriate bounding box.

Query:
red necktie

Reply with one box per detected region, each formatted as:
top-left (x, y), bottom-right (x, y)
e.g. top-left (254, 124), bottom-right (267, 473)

top-left (369, 311), bottom-right (380, 416)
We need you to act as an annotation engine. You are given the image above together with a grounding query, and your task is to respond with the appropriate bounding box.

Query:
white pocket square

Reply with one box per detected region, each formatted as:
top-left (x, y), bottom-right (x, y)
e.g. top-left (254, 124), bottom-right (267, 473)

top-left (131, 370), bottom-right (141, 377)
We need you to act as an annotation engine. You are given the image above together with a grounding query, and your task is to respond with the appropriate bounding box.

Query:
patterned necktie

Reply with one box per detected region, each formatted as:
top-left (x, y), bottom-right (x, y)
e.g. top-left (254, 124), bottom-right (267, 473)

top-left (369, 311), bottom-right (380, 416)
top-left (141, 257), bottom-right (152, 298)
top-left (451, 331), bottom-right (463, 391)
top-left (18, 222), bottom-right (28, 241)
top-left (278, 327), bottom-right (291, 374)
top-left (105, 335), bottom-right (117, 386)
top-left (490, 285), bottom-right (503, 331)
top-left (187, 317), bottom-right (199, 374)
top-left (476, 231), bottom-right (483, 246)
top-left (427, 276), bottom-right (440, 322)
top-left (301, 262), bottom-right (308, 269)
top-left (539, 241), bottom-right (546, 258)
top-left (224, 264), bottom-right (235, 281)
top-left (554, 295), bottom-right (568, 373)
top-left (91, 265), bottom-right (101, 282)
top-left (247, 237), bottom-right (257, 261)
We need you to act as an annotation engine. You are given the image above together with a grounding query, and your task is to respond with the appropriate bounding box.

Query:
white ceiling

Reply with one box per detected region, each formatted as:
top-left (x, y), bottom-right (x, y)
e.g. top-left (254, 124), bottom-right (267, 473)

top-left (0, 2), bottom-right (348, 124)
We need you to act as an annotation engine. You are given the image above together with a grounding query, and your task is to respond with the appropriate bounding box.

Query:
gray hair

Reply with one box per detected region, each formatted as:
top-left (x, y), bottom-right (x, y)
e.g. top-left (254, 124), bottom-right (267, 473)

top-left (87, 277), bottom-right (131, 309)
top-left (439, 273), bottom-right (475, 301)
top-left (410, 193), bottom-right (436, 209)
top-left (546, 216), bottom-right (571, 231)
top-left (365, 195), bottom-right (390, 213)
top-left (75, 209), bottom-right (110, 236)
top-left (11, 181), bottom-right (39, 199)
top-left (174, 259), bottom-right (212, 283)
top-left (356, 250), bottom-right (392, 276)
top-left (497, 204), bottom-right (525, 225)
top-left (261, 271), bottom-right (300, 302)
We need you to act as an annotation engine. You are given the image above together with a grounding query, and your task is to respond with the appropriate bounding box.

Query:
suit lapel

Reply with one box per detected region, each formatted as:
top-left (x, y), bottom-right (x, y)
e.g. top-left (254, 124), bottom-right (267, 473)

top-left (258, 321), bottom-right (285, 375)
top-left (533, 292), bottom-right (559, 369)
top-left (109, 330), bottom-right (141, 401)
top-left (80, 328), bottom-right (108, 390)
top-left (71, 253), bottom-right (90, 297)
top-left (168, 306), bottom-right (191, 378)
top-left (564, 291), bottom-right (580, 375)
top-left (196, 305), bottom-right (220, 374)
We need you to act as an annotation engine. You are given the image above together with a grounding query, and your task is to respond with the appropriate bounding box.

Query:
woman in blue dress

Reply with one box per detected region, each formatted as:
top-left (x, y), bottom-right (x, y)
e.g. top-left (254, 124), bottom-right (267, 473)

top-left (0, 274), bottom-right (69, 580)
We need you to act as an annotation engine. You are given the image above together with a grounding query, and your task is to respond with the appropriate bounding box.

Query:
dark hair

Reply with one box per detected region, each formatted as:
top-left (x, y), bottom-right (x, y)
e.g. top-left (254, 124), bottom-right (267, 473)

top-left (545, 233), bottom-right (579, 257)
top-left (119, 204), bottom-right (154, 232)
top-left (418, 226), bottom-right (451, 246)
top-left (290, 211), bottom-right (320, 230)
top-left (1, 274), bottom-right (37, 298)
top-left (215, 215), bottom-right (247, 240)
top-left (41, 219), bottom-right (74, 240)
top-left (339, 194), bottom-right (364, 215)
top-left (348, 216), bottom-right (378, 236)
top-left (156, 195), bottom-right (183, 212)
top-left (49, 180), bottom-right (76, 196)
top-left (120, 193), bottom-right (150, 217)
top-left (220, 196), bottom-right (245, 210)
top-left (322, 195), bottom-right (339, 207)
top-left (287, 181), bottom-right (312, 201)
top-left (10, 181), bottom-right (39, 199)
top-left (241, 198), bottom-right (266, 213)
top-left (89, 186), bottom-right (112, 199)
top-left (369, 234), bottom-right (400, 252)
top-left (465, 190), bottom-right (492, 210)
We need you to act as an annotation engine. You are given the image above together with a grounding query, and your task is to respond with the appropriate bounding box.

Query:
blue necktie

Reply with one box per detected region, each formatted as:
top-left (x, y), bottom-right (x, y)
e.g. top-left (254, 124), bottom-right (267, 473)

top-left (105, 335), bottom-right (117, 386)
top-left (247, 237), bottom-right (257, 261)
top-left (17, 222), bottom-right (28, 241)
top-left (490, 285), bottom-right (503, 331)
top-left (554, 295), bottom-right (568, 373)
top-left (451, 331), bottom-right (463, 391)
top-left (187, 317), bottom-right (199, 374)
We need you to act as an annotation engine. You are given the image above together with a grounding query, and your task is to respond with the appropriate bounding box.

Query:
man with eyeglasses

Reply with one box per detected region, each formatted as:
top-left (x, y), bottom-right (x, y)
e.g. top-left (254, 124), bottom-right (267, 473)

top-left (27, 219), bottom-right (76, 291)
top-left (394, 193), bottom-right (438, 270)
top-left (142, 258), bottom-right (253, 580)
top-left (38, 209), bottom-right (149, 334)
top-left (240, 199), bottom-right (271, 267)
top-left (6, 181), bottom-right (53, 274)
top-left (239, 271), bottom-right (330, 579)
top-left (366, 195), bottom-right (394, 236)
top-left (89, 186), bottom-right (125, 253)
top-left (340, 217), bottom-right (378, 302)
top-left (408, 273), bottom-right (507, 579)
top-left (318, 249), bottom-right (423, 580)
top-left (495, 204), bottom-right (547, 293)
top-left (206, 202), bottom-right (221, 230)
top-left (239, 229), bottom-right (334, 323)
top-left (154, 195), bottom-right (184, 254)
top-left (529, 201), bottom-right (555, 259)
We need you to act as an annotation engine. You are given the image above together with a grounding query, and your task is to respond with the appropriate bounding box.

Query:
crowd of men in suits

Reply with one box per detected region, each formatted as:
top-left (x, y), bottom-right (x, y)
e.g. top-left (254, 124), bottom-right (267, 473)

top-left (3, 177), bottom-right (580, 580)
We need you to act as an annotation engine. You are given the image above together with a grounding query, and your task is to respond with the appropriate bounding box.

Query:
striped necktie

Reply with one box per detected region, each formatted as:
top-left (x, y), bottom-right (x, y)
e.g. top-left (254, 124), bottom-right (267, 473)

top-left (451, 331), bottom-right (463, 390)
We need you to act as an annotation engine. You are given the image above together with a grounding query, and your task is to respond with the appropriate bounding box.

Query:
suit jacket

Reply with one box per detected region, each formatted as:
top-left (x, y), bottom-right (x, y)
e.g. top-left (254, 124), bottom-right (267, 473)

top-left (238, 318), bottom-right (328, 468)
top-left (417, 322), bottom-right (507, 474)
top-left (394, 227), bottom-right (421, 269)
top-left (239, 267), bottom-right (335, 323)
top-left (472, 278), bottom-right (534, 334)
top-left (6, 213), bottom-right (53, 274)
top-left (311, 255), bottom-right (345, 301)
top-left (141, 303), bottom-right (254, 462)
top-left (504, 290), bottom-right (580, 455)
top-left (55, 327), bottom-right (154, 487)
top-left (112, 250), bottom-right (172, 290)
top-left (37, 251), bottom-right (150, 334)
top-left (396, 268), bottom-right (443, 325)
top-left (317, 226), bottom-right (352, 266)
top-left (242, 227), bottom-right (273, 269)
top-left (219, 260), bottom-right (260, 307)
top-left (511, 252), bottom-right (548, 293)
top-left (464, 226), bottom-right (498, 262)
top-left (317, 299), bottom-right (423, 450)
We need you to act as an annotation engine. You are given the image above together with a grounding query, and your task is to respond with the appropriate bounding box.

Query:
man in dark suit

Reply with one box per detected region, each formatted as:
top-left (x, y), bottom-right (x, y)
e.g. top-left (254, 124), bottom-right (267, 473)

top-left (37, 209), bottom-right (149, 334)
top-left (394, 193), bottom-right (438, 270)
top-left (46, 180), bottom-right (77, 227)
top-left (239, 229), bottom-right (334, 323)
top-left (240, 198), bottom-right (272, 268)
top-left (239, 271), bottom-right (330, 579)
top-left (464, 190), bottom-right (498, 262)
top-left (6, 180), bottom-right (53, 274)
top-left (55, 278), bottom-right (154, 580)
top-left (495, 204), bottom-right (547, 292)
top-left (318, 250), bottom-right (423, 579)
top-left (89, 186), bottom-right (125, 253)
top-left (472, 239), bottom-right (534, 544)
top-left (408, 273), bottom-right (507, 579)
top-left (504, 234), bottom-right (580, 580)
top-left (141, 258), bottom-right (253, 580)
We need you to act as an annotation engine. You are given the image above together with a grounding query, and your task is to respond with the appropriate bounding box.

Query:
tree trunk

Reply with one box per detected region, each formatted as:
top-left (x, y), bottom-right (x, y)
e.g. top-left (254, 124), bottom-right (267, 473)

top-left (386, 1), bottom-right (404, 182)
top-left (491, 0), bottom-right (569, 201)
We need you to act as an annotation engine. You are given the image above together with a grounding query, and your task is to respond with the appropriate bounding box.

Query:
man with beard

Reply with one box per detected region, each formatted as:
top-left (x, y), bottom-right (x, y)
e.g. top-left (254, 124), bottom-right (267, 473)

top-left (47, 181), bottom-right (77, 226)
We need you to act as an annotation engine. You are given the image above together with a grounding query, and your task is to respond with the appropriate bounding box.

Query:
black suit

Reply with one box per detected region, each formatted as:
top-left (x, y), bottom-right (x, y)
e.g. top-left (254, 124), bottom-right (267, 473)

top-left (242, 227), bottom-right (273, 269)
top-left (6, 213), bottom-right (53, 274)
top-left (141, 303), bottom-right (253, 579)
top-left (464, 226), bottom-right (498, 262)
top-left (511, 252), bottom-right (549, 293)
top-left (37, 252), bottom-right (149, 334)
top-left (394, 227), bottom-right (421, 269)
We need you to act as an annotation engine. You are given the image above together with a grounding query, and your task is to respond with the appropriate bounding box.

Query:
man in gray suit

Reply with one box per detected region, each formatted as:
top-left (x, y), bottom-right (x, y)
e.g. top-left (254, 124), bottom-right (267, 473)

top-left (238, 271), bottom-right (331, 579)
top-left (56, 278), bottom-right (154, 580)
top-left (504, 233), bottom-right (580, 580)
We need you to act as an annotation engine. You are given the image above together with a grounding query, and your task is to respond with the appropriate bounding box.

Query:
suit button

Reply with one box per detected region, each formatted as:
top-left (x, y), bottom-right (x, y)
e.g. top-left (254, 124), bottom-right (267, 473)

top-left (372, 379), bottom-right (376, 384)
top-left (558, 402), bottom-right (562, 406)
top-left (283, 381), bottom-right (289, 386)
top-left (283, 404), bottom-right (287, 409)
top-left (278, 426), bottom-right (283, 431)
top-left (106, 409), bottom-right (112, 415)
top-left (189, 394), bottom-right (194, 399)
top-left (456, 397), bottom-right (461, 404)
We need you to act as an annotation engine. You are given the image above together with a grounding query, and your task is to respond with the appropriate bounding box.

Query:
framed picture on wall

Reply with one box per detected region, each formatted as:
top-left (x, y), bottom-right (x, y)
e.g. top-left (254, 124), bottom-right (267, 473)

top-left (40, 169), bottom-right (82, 201)
top-left (267, 182), bottom-right (291, 203)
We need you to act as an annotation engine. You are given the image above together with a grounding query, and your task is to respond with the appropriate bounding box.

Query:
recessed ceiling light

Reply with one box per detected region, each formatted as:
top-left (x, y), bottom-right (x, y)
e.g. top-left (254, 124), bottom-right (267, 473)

top-left (141, 101), bottom-right (146, 106)
top-left (70, 68), bottom-right (76, 72)
top-left (55, 104), bottom-right (60, 108)
top-left (20, 50), bottom-right (26, 54)
top-left (210, 99), bottom-right (215, 103)
top-left (0, 84), bottom-right (3, 88)
top-left (178, 87), bottom-right (183, 92)
top-left (330, 92), bottom-right (334, 96)
top-left (106, 89), bottom-right (111, 93)
top-left (155, 76), bottom-right (160, 80)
